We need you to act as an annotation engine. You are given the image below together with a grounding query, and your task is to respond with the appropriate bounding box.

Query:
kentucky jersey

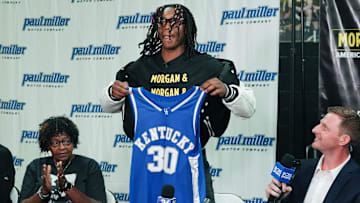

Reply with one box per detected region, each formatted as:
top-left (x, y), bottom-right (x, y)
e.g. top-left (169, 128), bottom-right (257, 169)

top-left (128, 86), bottom-right (206, 203)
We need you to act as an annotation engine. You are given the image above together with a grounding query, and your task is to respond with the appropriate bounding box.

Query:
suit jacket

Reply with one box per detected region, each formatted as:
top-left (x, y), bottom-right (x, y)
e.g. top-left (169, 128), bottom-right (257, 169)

top-left (283, 158), bottom-right (360, 203)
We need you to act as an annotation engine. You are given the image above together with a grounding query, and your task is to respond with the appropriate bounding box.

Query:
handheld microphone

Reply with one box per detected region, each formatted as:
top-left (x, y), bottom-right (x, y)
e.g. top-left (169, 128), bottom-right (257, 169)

top-left (268, 153), bottom-right (298, 202)
top-left (157, 184), bottom-right (176, 203)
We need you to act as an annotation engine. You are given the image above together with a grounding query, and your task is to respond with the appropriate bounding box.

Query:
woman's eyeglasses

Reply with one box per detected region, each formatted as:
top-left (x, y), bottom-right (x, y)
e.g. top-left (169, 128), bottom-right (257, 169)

top-left (50, 139), bottom-right (72, 147)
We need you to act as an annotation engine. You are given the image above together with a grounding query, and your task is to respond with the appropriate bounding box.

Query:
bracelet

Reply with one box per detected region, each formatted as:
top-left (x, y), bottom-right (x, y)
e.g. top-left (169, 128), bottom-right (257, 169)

top-left (224, 84), bottom-right (230, 98)
top-left (37, 187), bottom-right (50, 200)
top-left (60, 181), bottom-right (73, 192)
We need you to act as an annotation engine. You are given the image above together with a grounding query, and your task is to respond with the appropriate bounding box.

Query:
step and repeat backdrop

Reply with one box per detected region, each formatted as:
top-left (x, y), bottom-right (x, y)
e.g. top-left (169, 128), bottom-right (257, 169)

top-left (0, 0), bottom-right (279, 202)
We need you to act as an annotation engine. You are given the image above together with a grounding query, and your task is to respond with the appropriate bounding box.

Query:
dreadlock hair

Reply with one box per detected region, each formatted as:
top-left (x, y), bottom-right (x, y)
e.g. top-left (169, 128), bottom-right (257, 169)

top-left (139, 4), bottom-right (198, 58)
top-left (38, 116), bottom-right (79, 152)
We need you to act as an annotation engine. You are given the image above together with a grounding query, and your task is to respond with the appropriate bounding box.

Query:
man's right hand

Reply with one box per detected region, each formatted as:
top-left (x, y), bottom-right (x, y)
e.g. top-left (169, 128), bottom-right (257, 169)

top-left (111, 81), bottom-right (130, 100)
top-left (265, 177), bottom-right (292, 199)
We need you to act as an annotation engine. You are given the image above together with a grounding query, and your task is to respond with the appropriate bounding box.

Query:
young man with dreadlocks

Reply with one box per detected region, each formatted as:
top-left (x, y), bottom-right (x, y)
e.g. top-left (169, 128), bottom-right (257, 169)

top-left (101, 4), bottom-right (256, 203)
top-left (20, 116), bottom-right (106, 203)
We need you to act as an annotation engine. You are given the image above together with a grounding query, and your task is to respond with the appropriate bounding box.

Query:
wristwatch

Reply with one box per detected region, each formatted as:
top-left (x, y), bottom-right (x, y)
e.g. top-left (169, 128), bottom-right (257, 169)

top-left (60, 181), bottom-right (73, 192)
top-left (37, 187), bottom-right (49, 200)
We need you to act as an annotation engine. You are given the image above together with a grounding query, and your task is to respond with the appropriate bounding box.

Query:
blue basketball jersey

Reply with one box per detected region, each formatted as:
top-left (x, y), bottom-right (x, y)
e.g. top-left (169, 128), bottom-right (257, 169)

top-left (128, 86), bottom-right (206, 203)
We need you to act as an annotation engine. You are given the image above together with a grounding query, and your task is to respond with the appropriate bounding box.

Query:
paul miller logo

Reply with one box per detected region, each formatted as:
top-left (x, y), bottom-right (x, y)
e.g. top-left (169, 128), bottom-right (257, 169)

top-left (113, 134), bottom-right (133, 149)
top-left (70, 102), bottom-right (111, 118)
top-left (113, 192), bottom-right (129, 201)
top-left (22, 72), bottom-right (70, 88)
top-left (216, 134), bottom-right (275, 152)
top-left (23, 16), bottom-right (70, 31)
top-left (0, 99), bottom-right (26, 115)
top-left (13, 156), bottom-right (24, 168)
top-left (116, 12), bottom-right (153, 29)
top-left (238, 70), bottom-right (278, 88)
top-left (20, 130), bottom-right (39, 144)
top-left (196, 41), bottom-right (226, 58)
top-left (209, 165), bottom-right (223, 178)
top-left (99, 161), bottom-right (118, 178)
top-left (71, 44), bottom-right (120, 61)
top-left (243, 197), bottom-right (267, 203)
top-left (0, 44), bottom-right (27, 60)
top-left (221, 5), bottom-right (279, 25)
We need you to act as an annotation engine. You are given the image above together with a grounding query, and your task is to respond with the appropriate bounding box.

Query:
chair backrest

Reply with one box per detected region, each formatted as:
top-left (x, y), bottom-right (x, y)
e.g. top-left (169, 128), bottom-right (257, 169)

top-left (9, 186), bottom-right (19, 203)
top-left (214, 193), bottom-right (244, 203)
top-left (106, 189), bottom-right (117, 203)
top-left (305, 144), bottom-right (321, 159)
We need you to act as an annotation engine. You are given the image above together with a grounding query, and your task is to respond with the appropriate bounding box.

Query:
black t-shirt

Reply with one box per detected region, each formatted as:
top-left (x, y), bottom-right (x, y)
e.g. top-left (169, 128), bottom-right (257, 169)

top-left (0, 144), bottom-right (15, 203)
top-left (117, 52), bottom-right (239, 146)
top-left (20, 155), bottom-right (106, 203)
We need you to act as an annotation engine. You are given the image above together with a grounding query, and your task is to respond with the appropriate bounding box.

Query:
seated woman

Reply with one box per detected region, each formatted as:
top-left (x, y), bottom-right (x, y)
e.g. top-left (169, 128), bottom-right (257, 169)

top-left (20, 116), bottom-right (106, 203)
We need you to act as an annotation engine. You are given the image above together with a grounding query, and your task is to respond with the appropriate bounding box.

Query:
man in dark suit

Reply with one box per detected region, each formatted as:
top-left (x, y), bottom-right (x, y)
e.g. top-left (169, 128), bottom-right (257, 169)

top-left (266, 106), bottom-right (360, 203)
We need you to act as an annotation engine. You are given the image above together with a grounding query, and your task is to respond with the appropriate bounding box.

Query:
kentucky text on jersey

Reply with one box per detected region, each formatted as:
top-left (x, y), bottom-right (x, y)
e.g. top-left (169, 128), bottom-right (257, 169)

top-left (134, 126), bottom-right (195, 154)
top-left (21, 130), bottom-right (39, 143)
top-left (23, 16), bottom-right (70, 30)
top-left (221, 6), bottom-right (279, 25)
top-left (0, 44), bottom-right (27, 55)
top-left (113, 134), bottom-right (133, 147)
top-left (216, 134), bottom-right (275, 150)
top-left (116, 12), bottom-right (153, 29)
top-left (71, 44), bottom-right (121, 60)
top-left (99, 161), bottom-right (118, 173)
top-left (13, 156), bottom-right (24, 167)
top-left (22, 72), bottom-right (70, 86)
top-left (0, 99), bottom-right (25, 110)
top-left (70, 102), bottom-right (103, 117)
top-left (237, 70), bottom-right (277, 82)
top-left (196, 41), bottom-right (226, 53)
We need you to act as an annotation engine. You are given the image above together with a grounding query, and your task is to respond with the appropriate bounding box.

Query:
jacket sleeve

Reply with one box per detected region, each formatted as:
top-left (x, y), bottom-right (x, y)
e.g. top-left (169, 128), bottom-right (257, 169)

top-left (217, 58), bottom-right (256, 118)
top-left (99, 62), bottom-right (133, 113)
top-left (99, 82), bottom-right (124, 113)
top-left (222, 83), bottom-right (256, 118)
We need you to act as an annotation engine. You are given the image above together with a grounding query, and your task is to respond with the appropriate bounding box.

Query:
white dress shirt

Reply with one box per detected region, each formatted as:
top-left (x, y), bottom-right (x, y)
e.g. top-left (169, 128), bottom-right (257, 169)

top-left (303, 154), bottom-right (351, 203)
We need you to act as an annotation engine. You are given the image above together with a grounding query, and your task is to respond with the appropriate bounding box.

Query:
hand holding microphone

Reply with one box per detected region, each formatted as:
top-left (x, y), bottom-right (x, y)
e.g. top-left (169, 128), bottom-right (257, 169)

top-left (266, 153), bottom-right (300, 202)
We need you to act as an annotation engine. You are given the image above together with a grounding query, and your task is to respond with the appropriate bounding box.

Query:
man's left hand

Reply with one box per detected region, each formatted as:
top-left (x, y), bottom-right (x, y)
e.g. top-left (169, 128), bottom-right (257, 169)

top-left (201, 78), bottom-right (227, 97)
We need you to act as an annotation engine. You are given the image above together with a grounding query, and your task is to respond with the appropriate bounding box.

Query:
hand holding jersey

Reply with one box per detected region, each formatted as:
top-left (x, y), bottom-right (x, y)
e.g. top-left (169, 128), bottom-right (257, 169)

top-left (110, 77), bottom-right (228, 101)
top-left (110, 81), bottom-right (129, 100)
top-left (200, 77), bottom-right (228, 97)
